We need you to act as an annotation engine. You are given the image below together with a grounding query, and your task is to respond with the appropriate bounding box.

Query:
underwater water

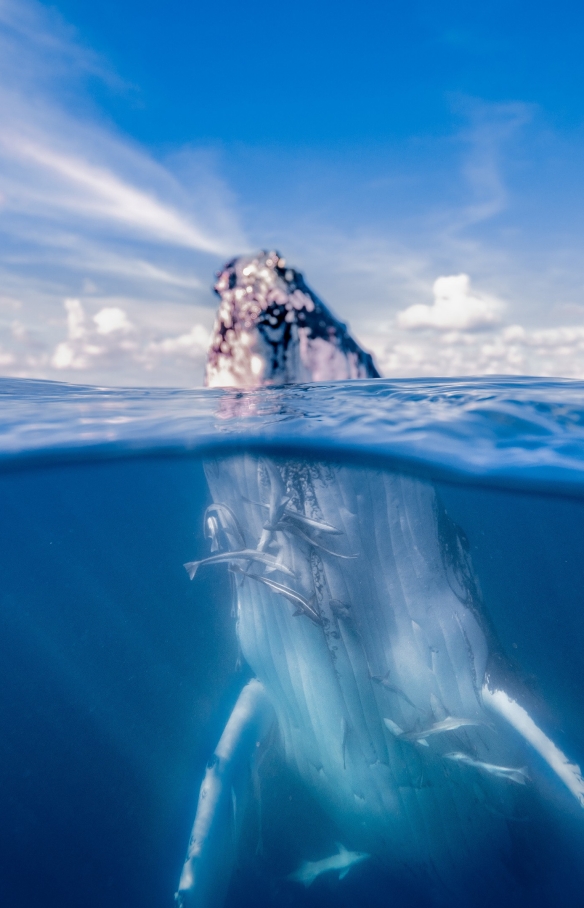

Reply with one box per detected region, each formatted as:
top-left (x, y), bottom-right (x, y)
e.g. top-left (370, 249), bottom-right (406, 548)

top-left (3, 377), bottom-right (584, 908)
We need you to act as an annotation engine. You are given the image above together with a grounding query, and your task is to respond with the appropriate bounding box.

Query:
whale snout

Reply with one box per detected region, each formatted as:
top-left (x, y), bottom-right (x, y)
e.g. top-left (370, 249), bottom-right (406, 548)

top-left (205, 250), bottom-right (379, 388)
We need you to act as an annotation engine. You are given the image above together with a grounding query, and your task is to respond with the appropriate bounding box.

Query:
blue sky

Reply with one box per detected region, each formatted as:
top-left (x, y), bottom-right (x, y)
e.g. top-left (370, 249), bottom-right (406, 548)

top-left (1, 0), bottom-right (584, 384)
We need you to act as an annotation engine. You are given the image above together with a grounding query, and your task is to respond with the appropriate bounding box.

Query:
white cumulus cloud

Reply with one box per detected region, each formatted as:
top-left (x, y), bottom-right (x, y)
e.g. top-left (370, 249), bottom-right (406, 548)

top-left (48, 298), bottom-right (210, 382)
top-left (93, 306), bottom-right (132, 335)
top-left (397, 274), bottom-right (504, 331)
top-left (362, 310), bottom-right (584, 381)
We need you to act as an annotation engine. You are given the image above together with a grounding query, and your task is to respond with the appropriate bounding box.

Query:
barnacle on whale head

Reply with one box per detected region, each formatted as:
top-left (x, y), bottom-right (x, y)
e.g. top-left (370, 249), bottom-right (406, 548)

top-left (205, 249), bottom-right (380, 388)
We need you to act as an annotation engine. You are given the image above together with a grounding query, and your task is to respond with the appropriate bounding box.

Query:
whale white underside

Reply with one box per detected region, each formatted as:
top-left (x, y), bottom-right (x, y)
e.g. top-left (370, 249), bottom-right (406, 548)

top-left (193, 454), bottom-right (583, 902)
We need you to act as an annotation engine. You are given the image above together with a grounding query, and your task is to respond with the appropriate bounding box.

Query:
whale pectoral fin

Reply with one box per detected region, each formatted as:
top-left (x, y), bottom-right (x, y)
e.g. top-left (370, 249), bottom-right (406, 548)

top-left (482, 683), bottom-right (584, 808)
top-left (176, 679), bottom-right (276, 908)
top-left (339, 867), bottom-right (350, 880)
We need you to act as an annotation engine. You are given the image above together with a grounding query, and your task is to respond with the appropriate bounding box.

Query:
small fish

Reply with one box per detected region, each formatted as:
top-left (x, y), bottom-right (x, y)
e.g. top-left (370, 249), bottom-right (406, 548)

top-left (383, 717), bottom-right (404, 737)
top-left (400, 716), bottom-right (486, 741)
top-left (445, 752), bottom-right (530, 786)
top-left (330, 599), bottom-right (352, 620)
top-left (205, 515), bottom-right (220, 552)
top-left (184, 550), bottom-right (295, 581)
top-left (281, 508), bottom-right (342, 536)
top-left (260, 459), bottom-right (290, 529)
top-left (232, 566), bottom-right (322, 625)
top-left (245, 496), bottom-right (341, 535)
top-left (370, 671), bottom-right (420, 711)
top-left (383, 718), bottom-right (429, 747)
top-left (287, 843), bottom-right (369, 887)
top-left (273, 522), bottom-right (358, 559)
top-left (204, 503), bottom-right (246, 550)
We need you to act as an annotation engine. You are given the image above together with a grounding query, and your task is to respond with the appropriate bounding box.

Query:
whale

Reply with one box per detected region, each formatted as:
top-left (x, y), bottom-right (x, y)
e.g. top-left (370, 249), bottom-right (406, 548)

top-left (176, 251), bottom-right (584, 908)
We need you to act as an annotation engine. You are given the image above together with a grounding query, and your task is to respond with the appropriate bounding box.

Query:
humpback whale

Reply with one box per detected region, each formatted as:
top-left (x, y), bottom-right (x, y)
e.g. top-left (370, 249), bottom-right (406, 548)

top-left (176, 251), bottom-right (584, 907)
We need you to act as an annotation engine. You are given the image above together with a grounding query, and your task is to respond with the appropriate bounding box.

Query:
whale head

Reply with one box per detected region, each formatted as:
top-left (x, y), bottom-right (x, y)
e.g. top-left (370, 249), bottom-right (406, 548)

top-left (205, 250), bottom-right (379, 388)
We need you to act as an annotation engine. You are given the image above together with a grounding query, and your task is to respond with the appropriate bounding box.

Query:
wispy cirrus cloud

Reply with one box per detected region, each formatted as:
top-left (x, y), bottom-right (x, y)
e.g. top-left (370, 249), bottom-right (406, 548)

top-left (453, 97), bottom-right (533, 230)
top-left (0, 0), bottom-right (114, 89)
top-left (0, 0), bottom-right (247, 385)
top-left (0, 134), bottom-right (232, 255)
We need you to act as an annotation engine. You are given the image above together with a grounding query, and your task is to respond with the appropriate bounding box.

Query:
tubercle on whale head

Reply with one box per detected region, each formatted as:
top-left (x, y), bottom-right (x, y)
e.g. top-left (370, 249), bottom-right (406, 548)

top-left (205, 249), bottom-right (380, 389)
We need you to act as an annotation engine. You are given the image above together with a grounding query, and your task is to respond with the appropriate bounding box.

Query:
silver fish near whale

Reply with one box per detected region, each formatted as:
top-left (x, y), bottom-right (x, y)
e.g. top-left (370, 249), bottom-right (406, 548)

top-left (230, 564), bottom-right (322, 625)
top-left (286, 842), bottom-right (370, 886)
top-left (399, 716), bottom-right (489, 741)
top-left (176, 251), bottom-right (584, 908)
top-left (445, 752), bottom-right (530, 786)
top-left (183, 549), bottom-right (296, 581)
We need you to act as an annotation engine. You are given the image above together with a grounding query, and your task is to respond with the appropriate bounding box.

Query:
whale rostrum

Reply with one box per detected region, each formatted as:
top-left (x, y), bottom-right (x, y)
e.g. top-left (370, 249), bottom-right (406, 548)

top-left (176, 251), bottom-right (584, 908)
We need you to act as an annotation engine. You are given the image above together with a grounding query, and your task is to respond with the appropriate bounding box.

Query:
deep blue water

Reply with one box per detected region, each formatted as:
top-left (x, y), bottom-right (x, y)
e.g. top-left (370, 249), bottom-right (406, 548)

top-left (3, 377), bottom-right (584, 908)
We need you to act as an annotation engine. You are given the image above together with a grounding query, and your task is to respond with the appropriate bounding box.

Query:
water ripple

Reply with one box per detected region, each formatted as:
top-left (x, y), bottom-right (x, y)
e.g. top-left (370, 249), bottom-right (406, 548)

top-left (2, 377), bottom-right (584, 494)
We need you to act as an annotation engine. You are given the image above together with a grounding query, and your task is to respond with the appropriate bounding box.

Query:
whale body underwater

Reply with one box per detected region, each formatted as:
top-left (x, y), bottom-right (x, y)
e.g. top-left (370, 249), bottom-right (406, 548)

top-left (176, 252), bottom-right (584, 908)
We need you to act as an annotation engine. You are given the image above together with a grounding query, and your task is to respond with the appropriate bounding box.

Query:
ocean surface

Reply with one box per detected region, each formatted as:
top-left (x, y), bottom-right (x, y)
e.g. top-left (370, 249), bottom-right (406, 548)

top-left (2, 376), bottom-right (584, 908)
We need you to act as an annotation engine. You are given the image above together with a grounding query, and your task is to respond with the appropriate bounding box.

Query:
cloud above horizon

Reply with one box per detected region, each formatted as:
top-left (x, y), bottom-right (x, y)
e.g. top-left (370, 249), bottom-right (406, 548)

top-left (1, 0), bottom-right (584, 385)
top-left (397, 274), bottom-right (504, 331)
top-left (2, 134), bottom-right (232, 255)
top-left (362, 274), bottom-right (584, 379)
top-left (0, 0), bottom-right (247, 384)
top-left (363, 318), bottom-right (584, 380)
top-left (49, 297), bottom-right (210, 377)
